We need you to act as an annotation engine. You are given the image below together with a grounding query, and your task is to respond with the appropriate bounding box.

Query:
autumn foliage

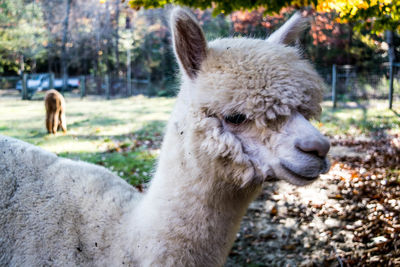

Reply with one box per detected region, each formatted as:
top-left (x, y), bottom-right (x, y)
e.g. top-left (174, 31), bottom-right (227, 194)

top-left (230, 7), bottom-right (372, 65)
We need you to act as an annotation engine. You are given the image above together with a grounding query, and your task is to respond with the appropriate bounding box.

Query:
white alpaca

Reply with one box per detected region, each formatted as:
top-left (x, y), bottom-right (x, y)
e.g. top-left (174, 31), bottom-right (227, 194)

top-left (0, 8), bottom-right (330, 267)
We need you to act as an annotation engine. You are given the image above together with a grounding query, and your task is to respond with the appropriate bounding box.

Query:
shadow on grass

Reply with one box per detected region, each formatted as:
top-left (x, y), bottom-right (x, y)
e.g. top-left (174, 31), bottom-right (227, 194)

top-left (321, 105), bottom-right (400, 135)
top-left (391, 109), bottom-right (400, 118)
top-left (58, 120), bottom-right (166, 186)
top-left (63, 120), bottom-right (166, 141)
top-left (67, 117), bottom-right (127, 129)
top-left (0, 127), bottom-right (48, 142)
top-left (134, 120), bottom-right (165, 140)
top-left (29, 130), bottom-right (48, 138)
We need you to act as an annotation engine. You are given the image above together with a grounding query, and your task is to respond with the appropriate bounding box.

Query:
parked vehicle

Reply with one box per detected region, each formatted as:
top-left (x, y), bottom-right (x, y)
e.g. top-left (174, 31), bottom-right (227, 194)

top-left (16, 74), bottom-right (80, 92)
top-left (16, 74), bottom-right (48, 92)
top-left (41, 77), bottom-right (80, 91)
top-left (66, 77), bottom-right (80, 89)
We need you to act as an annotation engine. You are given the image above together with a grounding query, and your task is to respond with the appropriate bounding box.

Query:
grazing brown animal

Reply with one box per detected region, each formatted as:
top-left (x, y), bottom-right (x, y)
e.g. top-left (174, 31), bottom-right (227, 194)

top-left (45, 89), bottom-right (67, 134)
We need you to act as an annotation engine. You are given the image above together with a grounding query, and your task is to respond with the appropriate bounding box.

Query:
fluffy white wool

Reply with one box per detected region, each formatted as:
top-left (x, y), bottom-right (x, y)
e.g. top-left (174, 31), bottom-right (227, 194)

top-left (0, 136), bottom-right (140, 266)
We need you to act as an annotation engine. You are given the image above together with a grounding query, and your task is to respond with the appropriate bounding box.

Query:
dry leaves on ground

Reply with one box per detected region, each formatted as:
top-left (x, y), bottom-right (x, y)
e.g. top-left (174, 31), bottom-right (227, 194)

top-left (227, 133), bottom-right (400, 267)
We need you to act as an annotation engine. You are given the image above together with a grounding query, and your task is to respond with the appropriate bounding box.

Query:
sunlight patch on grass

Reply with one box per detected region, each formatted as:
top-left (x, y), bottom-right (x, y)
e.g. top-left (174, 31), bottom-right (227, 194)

top-left (0, 95), bottom-right (175, 154)
top-left (40, 137), bottom-right (104, 153)
top-left (318, 101), bottom-right (400, 136)
top-left (0, 95), bottom-right (173, 185)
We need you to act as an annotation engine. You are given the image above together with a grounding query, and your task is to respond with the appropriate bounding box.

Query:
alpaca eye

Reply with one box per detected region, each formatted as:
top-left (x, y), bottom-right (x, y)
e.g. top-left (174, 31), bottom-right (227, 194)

top-left (224, 114), bottom-right (247, 125)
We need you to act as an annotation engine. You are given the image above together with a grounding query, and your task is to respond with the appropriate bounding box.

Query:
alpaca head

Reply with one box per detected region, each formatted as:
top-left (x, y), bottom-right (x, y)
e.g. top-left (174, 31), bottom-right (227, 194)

top-left (171, 8), bottom-right (330, 187)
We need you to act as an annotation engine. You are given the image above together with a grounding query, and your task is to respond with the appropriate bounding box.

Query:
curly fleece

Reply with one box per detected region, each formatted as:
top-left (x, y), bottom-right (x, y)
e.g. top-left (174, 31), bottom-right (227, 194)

top-left (192, 38), bottom-right (324, 127)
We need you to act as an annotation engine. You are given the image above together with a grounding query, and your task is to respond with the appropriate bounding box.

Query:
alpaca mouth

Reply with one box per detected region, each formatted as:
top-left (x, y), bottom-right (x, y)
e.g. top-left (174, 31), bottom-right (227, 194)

top-left (281, 163), bottom-right (318, 181)
top-left (279, 158), bottom-right (330, 184)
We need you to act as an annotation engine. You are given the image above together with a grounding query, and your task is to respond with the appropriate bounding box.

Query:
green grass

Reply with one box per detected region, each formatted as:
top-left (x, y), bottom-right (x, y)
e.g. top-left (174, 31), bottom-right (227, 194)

top-left (0, 93), bottom-right (173, 151)
top-left (317, 100), bottom-right (400, 136)
top-left (0, 93), bottom-right (174, 185)
top-left (59, 150), bottom-right (158, 185)
top-left (0, 93), bottom-right (399, 185)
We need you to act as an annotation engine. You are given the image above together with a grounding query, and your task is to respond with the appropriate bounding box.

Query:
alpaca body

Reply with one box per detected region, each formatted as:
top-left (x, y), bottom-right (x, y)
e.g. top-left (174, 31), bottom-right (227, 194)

top-left (0, 136), bottom-right (140, 266)
top-left (45, 89), bottom-right (67, 134)
top-left (0, 95), bottom-right (261, 266)
top-left (0, 132), bottom-right (258, 266)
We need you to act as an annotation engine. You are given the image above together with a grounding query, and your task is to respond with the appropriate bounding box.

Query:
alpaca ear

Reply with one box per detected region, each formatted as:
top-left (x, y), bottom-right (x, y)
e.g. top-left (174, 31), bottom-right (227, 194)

top-left (170, 8), bottom-right (207, 79)
top-left (266, 12), bottom-right (309, 45)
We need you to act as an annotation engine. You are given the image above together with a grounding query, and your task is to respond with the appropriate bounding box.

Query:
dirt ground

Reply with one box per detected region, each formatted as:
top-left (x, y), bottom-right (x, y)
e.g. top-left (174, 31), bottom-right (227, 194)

top-left (226, 134), bottom-right (400, 267)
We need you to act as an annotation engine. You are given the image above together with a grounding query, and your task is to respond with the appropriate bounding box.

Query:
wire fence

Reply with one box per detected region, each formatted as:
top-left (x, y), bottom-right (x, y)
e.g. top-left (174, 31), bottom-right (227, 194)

top-left (0, 74), bottom-right (176, 99)
top-left (83, 76), bottom-right (152, 97)
top-left (317, 64), bottom-right (400, 105)
top-left (0, 76), bottom-right (20, 90)
top-left (0, 64), bottom-right (399, 107)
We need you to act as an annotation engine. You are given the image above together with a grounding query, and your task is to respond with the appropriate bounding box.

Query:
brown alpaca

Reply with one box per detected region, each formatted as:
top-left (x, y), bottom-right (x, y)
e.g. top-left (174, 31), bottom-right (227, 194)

top-left (45, 89), bottom-right (67, 134)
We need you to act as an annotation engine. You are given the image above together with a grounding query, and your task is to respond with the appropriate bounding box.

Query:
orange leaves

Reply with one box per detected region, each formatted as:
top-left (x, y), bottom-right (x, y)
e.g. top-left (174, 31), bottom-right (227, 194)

top-left (270, 206), bottom-right (278, 216)
top-left (316, 0), bottom-right (400, 33)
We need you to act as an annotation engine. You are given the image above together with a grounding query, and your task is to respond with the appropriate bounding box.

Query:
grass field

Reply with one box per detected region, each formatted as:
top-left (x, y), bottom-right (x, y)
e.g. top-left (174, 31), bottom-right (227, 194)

top-left (319, 100), bottom-right (400, 136)
top-left (0, 92), bottom-right (174, 185)
top-left (0, 91), bottom-right (399, 185)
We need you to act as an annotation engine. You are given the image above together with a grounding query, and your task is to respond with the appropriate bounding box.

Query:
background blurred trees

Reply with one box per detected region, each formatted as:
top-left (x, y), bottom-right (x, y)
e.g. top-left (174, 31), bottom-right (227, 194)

top-left (0, 0), bottom-right (398, 94)
top-left (128, 0), bottom-right (317, 15)
top-left (0, 0), bottom-right (47, 74)
top-left (129, 0), bottom-right (399, 68)
top-left (318, 0), bottom-right (400, 63)
top-left (229, 7), bottom-right (389, 69)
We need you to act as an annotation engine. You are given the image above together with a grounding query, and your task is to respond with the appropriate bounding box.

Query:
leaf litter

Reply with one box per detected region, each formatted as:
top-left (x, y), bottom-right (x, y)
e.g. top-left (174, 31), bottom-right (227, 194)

top-left (226, 133), bottom-right (400, 266)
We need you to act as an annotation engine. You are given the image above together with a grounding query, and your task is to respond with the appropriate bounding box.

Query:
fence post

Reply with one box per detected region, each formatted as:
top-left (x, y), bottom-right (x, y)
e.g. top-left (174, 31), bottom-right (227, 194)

top-left (105, 74), bottom-right (110, 100)
top-left (127, 48), bottom-right (132, 96)
top-left (332, 64), bottom-right (337, 109)
top-left (49, 73), bottom-right (54, 89)
top-left (80, 75), bottom-right (86, 98)
top-left (389, 61), bottom-right (394, 109)
top-left (62, 73), bottom-right (68, 93)
top-left (21, 73), bottom-right (28, 100)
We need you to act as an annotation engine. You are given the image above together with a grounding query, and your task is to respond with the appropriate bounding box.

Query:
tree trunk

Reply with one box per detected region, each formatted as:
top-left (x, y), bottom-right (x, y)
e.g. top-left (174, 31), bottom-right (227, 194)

top-left (126, 13), bottom-right (133, 96)
top-left (127, 47), bottom-right (131, 96)
top-left (346, 22), bottom-right (353, 64)
top-left (105, 1), bottom-right (112, 96)
top-left (114, 0), bottom-right (120, 76)
top-left (61, 0), bottom-right (72, 92)
top-left (32, 58), bottom-right (37, 74)
top-left (48, 52), bottom-right (53, 73)
top-left (386, 30), bottom-right (396, 63)
top-left (95, 8), bottom-right (101, 78)
top-left (19, 54), bottom-right (24, 75)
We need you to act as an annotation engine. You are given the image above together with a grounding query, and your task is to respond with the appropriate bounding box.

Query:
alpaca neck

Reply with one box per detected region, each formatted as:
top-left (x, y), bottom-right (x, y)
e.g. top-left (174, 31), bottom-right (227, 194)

top-left (130, 121), bottom-right (261, 266)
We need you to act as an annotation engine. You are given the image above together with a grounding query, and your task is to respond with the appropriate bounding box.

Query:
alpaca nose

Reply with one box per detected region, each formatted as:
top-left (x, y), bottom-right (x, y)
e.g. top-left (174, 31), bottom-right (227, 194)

top-left (295, 137), bottom-right (330, 158)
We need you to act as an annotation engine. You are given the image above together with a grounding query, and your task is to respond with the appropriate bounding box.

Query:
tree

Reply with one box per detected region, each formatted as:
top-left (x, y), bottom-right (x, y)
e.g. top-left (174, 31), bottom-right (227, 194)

top-left (129, 0), bottom-right (399, 33)
top-left (129, 0), bottom-right (400, 63)
top-left (128, 0), bottom-right (318, 15)
top-left (0, 0), bottom-right (47, 74)
top-left (229, 7), bottom-right (378, 67)
top-left (317, 0), bottom-right (400, 33)
top-left (317, 0), bottom-right (400, 62)
top-left (61, 0), bottom-right (72, 91)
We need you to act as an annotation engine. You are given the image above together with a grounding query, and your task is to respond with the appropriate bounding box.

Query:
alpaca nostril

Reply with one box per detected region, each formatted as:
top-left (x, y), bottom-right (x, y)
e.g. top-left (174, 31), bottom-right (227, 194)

top-left (295, 138), bottom-right (330, 158)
